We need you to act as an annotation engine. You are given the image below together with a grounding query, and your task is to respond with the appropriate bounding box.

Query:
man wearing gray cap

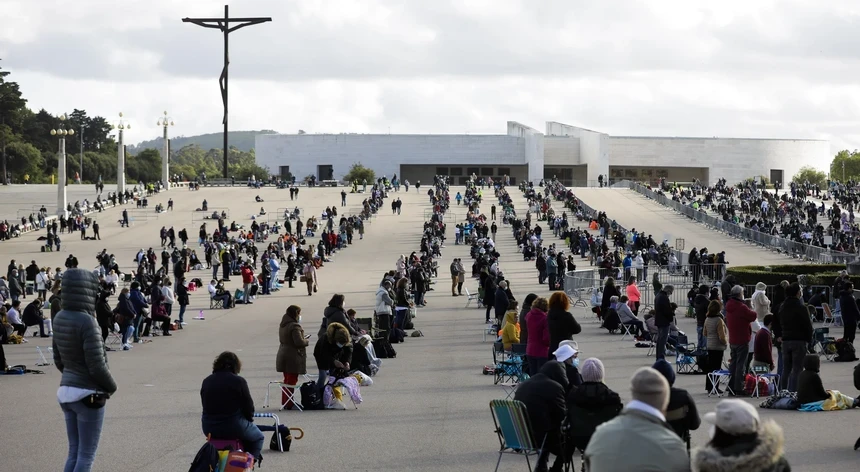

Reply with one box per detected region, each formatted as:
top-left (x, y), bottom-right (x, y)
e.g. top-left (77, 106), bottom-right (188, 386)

top-left (585, 367), bottom-right (690, 471)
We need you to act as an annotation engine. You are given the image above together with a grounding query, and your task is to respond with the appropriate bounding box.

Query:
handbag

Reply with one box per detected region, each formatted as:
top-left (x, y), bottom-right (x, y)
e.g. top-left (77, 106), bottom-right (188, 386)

top-left (299, 275), bottom-right (307, 283)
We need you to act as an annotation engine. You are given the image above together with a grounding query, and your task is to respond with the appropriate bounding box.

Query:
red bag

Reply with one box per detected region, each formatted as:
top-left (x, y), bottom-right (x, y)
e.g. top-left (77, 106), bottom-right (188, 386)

top-left (743, 373), bottom-right (756, 395)
top-left (757, 378), bottom-right (770, 397)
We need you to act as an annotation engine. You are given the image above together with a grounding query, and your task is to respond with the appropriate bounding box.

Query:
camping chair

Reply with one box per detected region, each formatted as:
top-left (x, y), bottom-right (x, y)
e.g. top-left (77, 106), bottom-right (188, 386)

top-left (751, 364), bottom-right (780, 398)
top-left (105, 326), bottom-right (123, 349)
top-left (707, 370), bottom-right (733, 397)
top-left (490, 399), bottom-right (545, 472)
top-left (263, 374), bottom-right (313, 411)
top-left (493, 342), bottom-right (526, 398)
top-left (465, 288), bottom-right (482, 308)
top-left (813, 327), bottom-right (837, 361)
top-left (823, 303), bottom-right (842, 328)
top-left (618, 322), bottom-right (635, 341)
top-left (209, 295), bottom-right (223, 310)
top-left (665, 405), bottom-right (692, 452)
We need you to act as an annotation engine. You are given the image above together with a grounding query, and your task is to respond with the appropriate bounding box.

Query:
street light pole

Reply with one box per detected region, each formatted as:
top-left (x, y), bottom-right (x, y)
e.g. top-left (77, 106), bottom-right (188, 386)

top-left (157, 111), bottom-right (175, 190)
top-left (843, 161), bottom-right (845, 182)
top-left (80, 123), bottom-right (86, 184)
top-left (113, 112), bottom-right (131, 195)
top-left (51, 114), bottom-right (75, 219)
top-left (182, 4), bottom-right (272, 178)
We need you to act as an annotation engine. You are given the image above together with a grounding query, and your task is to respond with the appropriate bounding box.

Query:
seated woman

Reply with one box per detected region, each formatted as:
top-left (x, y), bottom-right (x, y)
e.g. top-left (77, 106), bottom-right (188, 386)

top-left (653, 359), bottom-right (701, 447)
top-left (500, 300), bottom-right (520, 351)
top-left (200, 351), bottom-right (265, 464)
top-left (259, 207), bottom-right (266, 216)
top-left (255, 195), bottom-right (264, 202)
top-left (565, 358), bottom-right (622, 457)
top-left (798, 354), bottom-right (860, 411)
top-left (613, 295), bottom-right (644, 338)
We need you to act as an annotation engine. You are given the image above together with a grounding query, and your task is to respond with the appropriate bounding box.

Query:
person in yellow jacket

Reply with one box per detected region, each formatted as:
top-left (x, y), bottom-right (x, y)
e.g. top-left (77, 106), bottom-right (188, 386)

top-left (501, 301), bottom-right (521, 350)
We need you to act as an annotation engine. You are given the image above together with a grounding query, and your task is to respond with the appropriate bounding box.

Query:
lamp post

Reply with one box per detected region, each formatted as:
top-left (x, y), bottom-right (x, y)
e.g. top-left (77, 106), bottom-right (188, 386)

top-left (51, 114), bottom-right (75, 219)
top-left (79, 123), bottom-right (86, 184)
top-left (157, 111), bottom-right (174, 190)
top-left (113, 113), bottom-right (130, 194)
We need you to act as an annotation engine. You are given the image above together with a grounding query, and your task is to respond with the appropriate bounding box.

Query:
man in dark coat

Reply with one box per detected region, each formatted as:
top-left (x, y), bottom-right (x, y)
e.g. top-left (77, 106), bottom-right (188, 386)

top-left (494, 281), bottom-right (510, 325)
top-left (839, 282), bottom-right (859, 344)
top-left (513, 361), bottom-right (568, 472)
top-left (654, 285), bottom-right (675, 360)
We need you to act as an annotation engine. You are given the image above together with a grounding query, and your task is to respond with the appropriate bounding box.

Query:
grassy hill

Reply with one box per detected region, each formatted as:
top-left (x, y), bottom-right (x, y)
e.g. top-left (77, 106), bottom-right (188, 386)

top-left (128, 130), bottom-right (277, 154)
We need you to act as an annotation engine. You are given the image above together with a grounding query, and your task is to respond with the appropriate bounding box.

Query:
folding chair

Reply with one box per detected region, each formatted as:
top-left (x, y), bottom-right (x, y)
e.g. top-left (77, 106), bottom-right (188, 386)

top-left (618, 322), bottom-right (635, 341)
top-left (105, 327), bottom-right (123, 349)
top-left (707, 370), bottom-right (732, 397)
top-left (813, 327), bottom-right (837, 361)
top-left (822, 303), bottom-right (842, 328)
top-left (751, 364), bottom-right (780, 398)
top-left (493, 342), bottom-right (526, 398)
top-left (209, 295), bottom-right (223, 310)
top-left (253, 413), bottom-right (284, 451)
top-left (263, 374), bottom-right (313, 411)
top-left (36, 346), bottom-right (53, 366)
top-left (465, 288), bottom-right (481, 308)
top-left (490, 399), bottom-right (545, 472)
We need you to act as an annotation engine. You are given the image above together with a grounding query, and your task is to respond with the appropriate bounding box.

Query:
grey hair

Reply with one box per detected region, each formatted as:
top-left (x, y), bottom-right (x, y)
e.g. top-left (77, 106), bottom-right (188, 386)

top-left (498, 280), bottom-right (508, 289)
top-left (610, 295), bottom-right (619, 303)
top-left (664, 284), bottom-right (674, 294)
top-left (731, 285), bottom-right (744, 296)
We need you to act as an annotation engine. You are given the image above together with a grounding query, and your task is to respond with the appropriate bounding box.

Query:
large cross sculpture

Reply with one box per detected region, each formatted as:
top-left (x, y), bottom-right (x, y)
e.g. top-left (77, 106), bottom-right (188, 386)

top-left (182, 4), bottom-right (272, 178)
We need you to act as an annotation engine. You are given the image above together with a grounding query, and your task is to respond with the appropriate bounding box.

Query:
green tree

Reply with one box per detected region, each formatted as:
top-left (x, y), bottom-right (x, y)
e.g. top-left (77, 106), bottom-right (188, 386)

top-left (343, 162), bottom-right (376, 183)
top-left (126, 148), bottom-right (162, 183)
top-left (830, 150), bottom-right (860, 182)
top-left (5, 141), bottom-right (45, 183)
top-left (0, 60), bottom-right (28, 182)
top-left (792, 165), bottom-right (827, 187)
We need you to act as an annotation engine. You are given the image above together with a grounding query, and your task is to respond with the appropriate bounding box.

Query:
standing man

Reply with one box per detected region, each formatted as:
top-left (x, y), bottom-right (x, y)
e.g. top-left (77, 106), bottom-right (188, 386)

top-left (491, 204), bottom-right (496, 220)
top-left (450, 258), bottom-right (460, 297)
top-left (92, 220), bottom-right (101, 240)
top-left (491, 221), bottom-right (497, 241)
top-left (121, 209), bottom-right (129, 227)
top-left (725, 285), bottom-right (757, 395)
top-left (240, 261), bottom-right (254, 305)
top-left (774, 282), bottom-right (813, 392)
top-left (654, 285), bottom-right (674, 360)
top-left (167, 198), bottom-right (174, 211)
top-left (341, 189), bottom-right (347, 207)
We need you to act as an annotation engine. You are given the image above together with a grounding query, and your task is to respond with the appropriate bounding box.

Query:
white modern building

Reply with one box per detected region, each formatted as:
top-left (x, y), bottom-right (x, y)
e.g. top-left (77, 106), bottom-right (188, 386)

top-left (255, 121), bottom-right (829, 186)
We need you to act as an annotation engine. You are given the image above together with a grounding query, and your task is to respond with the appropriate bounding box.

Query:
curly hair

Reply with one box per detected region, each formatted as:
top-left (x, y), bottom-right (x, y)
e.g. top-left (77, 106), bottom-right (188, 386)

top-left (548, 291), bottom-right (570, 311)
top-left (212, 351), bottom-right (242, 374)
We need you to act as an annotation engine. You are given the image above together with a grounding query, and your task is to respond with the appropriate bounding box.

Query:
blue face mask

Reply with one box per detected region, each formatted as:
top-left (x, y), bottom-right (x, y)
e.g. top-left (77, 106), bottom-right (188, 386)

top-left (336, 342), bottom-right (345, 348)
top-left (572, 358), bottom-right (580, 368)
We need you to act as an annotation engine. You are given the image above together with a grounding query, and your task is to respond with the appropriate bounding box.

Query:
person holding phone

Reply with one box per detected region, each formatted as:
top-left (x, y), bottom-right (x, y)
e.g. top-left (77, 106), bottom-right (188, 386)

top-left (53, 269), bottom-right (118, 472)
top-left (276, 305), bottom-right (308, 410)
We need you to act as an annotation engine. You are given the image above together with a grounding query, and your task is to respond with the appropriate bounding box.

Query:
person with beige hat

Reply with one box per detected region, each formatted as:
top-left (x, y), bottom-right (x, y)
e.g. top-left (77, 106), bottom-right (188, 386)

top-left (692, 399), bottom-right (790, 471)
top-left (584, 367), bottom-right (690, 472)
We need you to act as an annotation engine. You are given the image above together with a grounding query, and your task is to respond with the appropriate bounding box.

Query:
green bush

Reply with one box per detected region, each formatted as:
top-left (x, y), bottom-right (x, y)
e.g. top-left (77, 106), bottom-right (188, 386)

top-left (726, 264), bottom-right (852, 287)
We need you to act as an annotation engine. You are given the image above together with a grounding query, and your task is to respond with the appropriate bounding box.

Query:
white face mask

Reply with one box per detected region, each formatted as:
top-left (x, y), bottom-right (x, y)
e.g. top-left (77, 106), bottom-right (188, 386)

top-left (298, 316), bottom-right (302, 323)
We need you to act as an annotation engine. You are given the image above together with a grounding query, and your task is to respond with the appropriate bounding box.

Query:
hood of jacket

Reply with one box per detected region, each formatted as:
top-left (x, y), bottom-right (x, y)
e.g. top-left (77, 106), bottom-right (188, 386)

top-left (59, 269), bottom-right (99, 315)
top-left (324, 305), bottom-right (345, 320)
top-left (503, 310), bottom-right (518, 326)
top-left (692, 421), bottom-right (785, 472)
top-left (538, 360), bottom-right (569, 391)
top-left (568, 381), bottom-right (621, 408)
top-left (325, 321), bottom-right (350, 345)
top-left (280, 313), bottom-right (298, 329)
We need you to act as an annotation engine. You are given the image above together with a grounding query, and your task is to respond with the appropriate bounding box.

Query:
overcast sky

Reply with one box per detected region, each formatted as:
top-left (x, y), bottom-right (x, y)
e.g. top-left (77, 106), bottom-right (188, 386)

top-left (2, 0), bottom-right (859, 157)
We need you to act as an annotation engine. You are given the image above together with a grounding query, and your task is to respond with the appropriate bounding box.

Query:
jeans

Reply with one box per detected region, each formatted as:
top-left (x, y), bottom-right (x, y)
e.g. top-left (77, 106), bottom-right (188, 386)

top-left (696, 325), bottom-right (706, 351)
top-left (655, 326), bottom-right (670, 360)
top-left (548, 273), bottom-right (557, 289)
top-left (212, 264), bottom-right (220, 280)
top-left (243, 283), bottom-right (251, 303)
top-left (781, 340), bottom-right (807, 391)
top-left (316, 369), bottom-right (329, 391)
top-left (728, 343), bottom-right (749, 392)
top-left (178, 304), bottom-right (187, 323)
top-left (61, 399), bottom-right (105, 472)
top-left (202, 414), bottom-right (265, 460)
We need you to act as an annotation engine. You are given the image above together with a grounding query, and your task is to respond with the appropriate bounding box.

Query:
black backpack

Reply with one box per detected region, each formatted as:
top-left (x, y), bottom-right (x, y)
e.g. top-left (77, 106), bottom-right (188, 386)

top-left (188, 441), bottom-right (219, 472)
top-left (835, 340), bottom-right (858, 362)
top-left (372, 338), bottom-right (397, 358)
top-left (299, 381), bottom-right (323, 410)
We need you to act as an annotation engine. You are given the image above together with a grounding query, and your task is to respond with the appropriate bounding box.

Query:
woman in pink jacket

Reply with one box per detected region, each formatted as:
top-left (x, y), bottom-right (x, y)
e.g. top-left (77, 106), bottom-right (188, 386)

top-left (525, 297), bottom-right (550, 376)
top-left (626, 276), bottom-right (641, 316)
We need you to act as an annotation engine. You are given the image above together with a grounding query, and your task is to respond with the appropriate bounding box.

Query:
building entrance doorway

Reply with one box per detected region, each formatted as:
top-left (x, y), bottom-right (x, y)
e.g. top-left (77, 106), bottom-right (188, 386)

top-left (318, 165), bottom-right (333, 181)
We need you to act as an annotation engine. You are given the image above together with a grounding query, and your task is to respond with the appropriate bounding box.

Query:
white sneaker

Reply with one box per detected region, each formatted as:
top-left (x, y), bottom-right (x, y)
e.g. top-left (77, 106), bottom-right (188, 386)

top-left (180, 322), bottom-right (188, 326)
top-left (122, 344), bottom-right (132, 351)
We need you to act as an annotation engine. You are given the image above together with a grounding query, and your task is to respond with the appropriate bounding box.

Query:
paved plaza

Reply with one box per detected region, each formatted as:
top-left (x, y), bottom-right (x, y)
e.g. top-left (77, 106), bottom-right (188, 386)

top-left (0, 184), bottom-right (857, 471)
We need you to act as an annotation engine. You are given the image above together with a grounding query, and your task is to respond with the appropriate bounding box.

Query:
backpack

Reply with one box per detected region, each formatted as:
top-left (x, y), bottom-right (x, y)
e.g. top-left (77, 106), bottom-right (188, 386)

top-left (835, 339), bottom-right (858, 362)
top-left (372, 338), bottom-right (396, 358)
top-left (188, 441), bottom-right (219, 472)
top-left (299, 381), bottom-right (323, 410)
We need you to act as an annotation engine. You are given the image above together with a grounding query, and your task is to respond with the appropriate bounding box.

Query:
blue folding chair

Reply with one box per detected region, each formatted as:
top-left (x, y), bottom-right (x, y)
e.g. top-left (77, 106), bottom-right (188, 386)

top-left (490, 399), bottom-right (544, 472)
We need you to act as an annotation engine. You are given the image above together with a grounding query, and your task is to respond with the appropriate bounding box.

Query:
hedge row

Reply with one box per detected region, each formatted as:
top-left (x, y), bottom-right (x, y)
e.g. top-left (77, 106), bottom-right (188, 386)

top-left (726, 264), bottom-right (854, 287)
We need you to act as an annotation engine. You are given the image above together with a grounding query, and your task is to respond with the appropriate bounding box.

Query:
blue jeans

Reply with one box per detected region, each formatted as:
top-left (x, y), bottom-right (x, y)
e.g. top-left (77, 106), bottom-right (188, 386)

top-left (656, 326), bottom-right (670, 360)
top-left (202, 414), bottom-right (265, 460)
top-left (177, 304), bottom-right (187, 323)
top-left (61, 400), bottom-right (105, 472)
top-left (316, 369), bottom-right (329, 391)
top-left (696, 325), bottom-right (706, 351)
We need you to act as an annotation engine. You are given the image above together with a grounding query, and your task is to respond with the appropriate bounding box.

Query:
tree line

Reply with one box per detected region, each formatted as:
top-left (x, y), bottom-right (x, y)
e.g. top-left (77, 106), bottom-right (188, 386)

top-left (0, 61), bottom-right (269, 185)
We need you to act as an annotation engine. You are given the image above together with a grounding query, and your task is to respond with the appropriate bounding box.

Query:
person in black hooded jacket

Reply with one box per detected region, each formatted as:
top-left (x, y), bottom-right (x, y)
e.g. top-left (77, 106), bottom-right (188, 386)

top-left (839, 283), bottom-right (859, 344)
top-left (694, 284), bottom-right (710, 351)
top-left (653, 359), bottom-right (701, 448)
top-left (514, 361), bottom-right (568, 472)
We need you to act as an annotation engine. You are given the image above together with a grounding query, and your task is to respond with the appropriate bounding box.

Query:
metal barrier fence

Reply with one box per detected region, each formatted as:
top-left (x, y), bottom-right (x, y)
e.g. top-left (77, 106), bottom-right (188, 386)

top-left (628, 182), bottom-right (858, 264)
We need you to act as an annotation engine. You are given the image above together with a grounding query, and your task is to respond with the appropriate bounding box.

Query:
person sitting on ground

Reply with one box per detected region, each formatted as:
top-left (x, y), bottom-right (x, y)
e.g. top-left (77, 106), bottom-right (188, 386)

top-left (500, 300), bottom-right (520, 350)
top-left (692, 399), bottom-right (791, 471)
top-left (547, 291), bottom-right (581, 357)
top-left (614, 295), bottom-right (644, 338)
top-left (652, 358), bottom-right (701, 447)
top-left (313, 321), bottom-right (352, 393)
top-left (513, 361), bottom-right (568, 472)
top-left (797, 353), bottom-right (860, 410)
top-left (200, 351), bottom-right (265, 466)
top-left (255, 195), bottom-right (264, 202)
top-left (584, 367), bottom-right (689, 472)
top-left (565, 357), bottom-right (622, 459)
top-left (259, 207), bottom-right (266, 216)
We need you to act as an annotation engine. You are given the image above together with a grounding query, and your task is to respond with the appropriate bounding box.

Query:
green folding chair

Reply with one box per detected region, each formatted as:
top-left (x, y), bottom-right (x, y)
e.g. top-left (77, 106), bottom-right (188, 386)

top-left (490, 399), bottom-right (544, 472)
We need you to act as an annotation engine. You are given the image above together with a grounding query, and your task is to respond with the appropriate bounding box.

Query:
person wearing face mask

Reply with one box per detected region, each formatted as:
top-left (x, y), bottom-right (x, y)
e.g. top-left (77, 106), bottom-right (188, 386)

top-left (313, 322), bottom-right (352, 393)
top-left (276, 305), bottom-right (308, 410)
top-left (555, 342), bottom-right (582, 392)
top-left (564, 357), bottom-right (622, 461)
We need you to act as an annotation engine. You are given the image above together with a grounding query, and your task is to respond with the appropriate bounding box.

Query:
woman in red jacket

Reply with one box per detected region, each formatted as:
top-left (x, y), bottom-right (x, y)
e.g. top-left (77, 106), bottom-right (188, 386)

top-left (625, 276), bottom-right (641, 316)
top-left (525, 297), bottom-right (550, 376)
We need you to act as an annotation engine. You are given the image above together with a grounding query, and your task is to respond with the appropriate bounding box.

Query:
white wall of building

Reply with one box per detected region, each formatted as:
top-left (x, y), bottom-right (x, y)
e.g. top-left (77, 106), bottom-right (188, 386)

top-left (545, 122), bottom-right (609, 182)
top-left (507, 122), bottom-right (545, 182)
top-left (608, 137), bottom-right (830, 185)
top-left (256, 133), bottom-right (525, 181)
top-left (544, 136), bottom-right (581, 165)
